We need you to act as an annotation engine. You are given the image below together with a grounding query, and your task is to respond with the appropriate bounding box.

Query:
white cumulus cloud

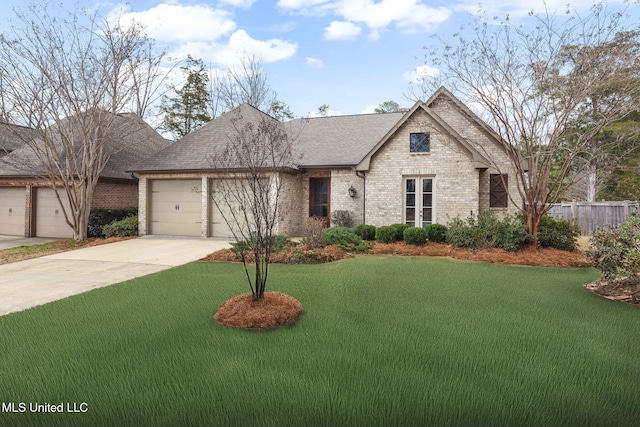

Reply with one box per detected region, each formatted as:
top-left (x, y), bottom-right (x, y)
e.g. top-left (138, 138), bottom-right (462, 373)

top-left (404, 65), bottom-right (440, 83)
top-left (219, 0), bottom-right (257, 9)
top-left (213, 30), bottom-right (298, 64)
top-left (323, 20), bottom-right (361, 40)
top-left (108, 2), bottom-right (236, 42)
top-left (280, 0), bottom-right (451, 38)
top-left (108, 2), bottom-right (297, 67)
top-left (305, 57), bottom-right (324, 68)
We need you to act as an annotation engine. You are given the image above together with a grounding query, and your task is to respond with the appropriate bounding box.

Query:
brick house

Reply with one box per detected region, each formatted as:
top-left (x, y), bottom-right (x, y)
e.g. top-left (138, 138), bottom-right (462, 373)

top-left (0, 112), bottom-right (171, 238)
top-left (130, 87), bottom-right (521, 238)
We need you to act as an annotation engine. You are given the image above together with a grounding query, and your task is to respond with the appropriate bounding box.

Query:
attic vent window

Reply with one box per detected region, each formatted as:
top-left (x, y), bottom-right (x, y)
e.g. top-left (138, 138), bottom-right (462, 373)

top-left (410, 133), bottom-right (430, 153)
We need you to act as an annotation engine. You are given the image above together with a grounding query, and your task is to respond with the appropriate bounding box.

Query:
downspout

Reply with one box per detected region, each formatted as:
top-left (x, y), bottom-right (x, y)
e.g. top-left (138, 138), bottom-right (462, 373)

top-left (355, 169), bottom-right (366, 224)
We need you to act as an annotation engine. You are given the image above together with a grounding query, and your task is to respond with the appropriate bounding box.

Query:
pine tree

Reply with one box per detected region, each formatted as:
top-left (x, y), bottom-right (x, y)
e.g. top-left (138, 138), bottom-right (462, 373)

top-left (160, 55), bottom-right (212, 139)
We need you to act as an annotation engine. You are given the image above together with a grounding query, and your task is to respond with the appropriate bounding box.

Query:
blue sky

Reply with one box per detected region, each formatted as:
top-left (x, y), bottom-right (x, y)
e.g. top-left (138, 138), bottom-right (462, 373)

top-left (0, 0), bottom-right (637, 118)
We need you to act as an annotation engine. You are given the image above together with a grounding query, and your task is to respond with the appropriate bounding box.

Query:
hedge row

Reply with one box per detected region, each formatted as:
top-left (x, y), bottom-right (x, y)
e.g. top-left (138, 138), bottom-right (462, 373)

top-left (312, 212), bottom-right (578, 252)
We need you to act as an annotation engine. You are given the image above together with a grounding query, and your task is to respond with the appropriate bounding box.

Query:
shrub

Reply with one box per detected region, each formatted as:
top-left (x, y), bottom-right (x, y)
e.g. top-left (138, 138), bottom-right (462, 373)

top-left (101, 215), bottom-right (138, 238)
top-left (302, 217), bottom-right (326, 249)
top-left (537, 215), bottom-right (580, 251)
top-left (376, 226), bottom-right (397, 244)
top-left (390, 223), bottom-right (410, 241)
top-left (354, 224), bottom-right (376, 240)
top-left (322, 227), bottom-right (365, 252)
top-left (331, 210), bottom-right (354, 228)
top-left (446, 211), bottom-right (531, 251)
top-left (88, 207), bottom-right (137, 238)
top-left (447, 216), bottom-right (480, 249)
top-left (403, 227), bottom-right (427, 245)
top-left (230, 235), bottom-right (292, 258)
top-left (425, 224), bottom-right (448, 243)
top-left (589, 214), bottom-right (640, 279)
top-left (495, 214), bottom-right (531, 252)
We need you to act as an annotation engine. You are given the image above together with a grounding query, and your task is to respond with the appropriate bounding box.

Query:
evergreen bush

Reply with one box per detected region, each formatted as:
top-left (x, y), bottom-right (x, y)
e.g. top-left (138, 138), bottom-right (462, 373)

top-left (322, 227), bottom-right (365, 252)
top-left (403, 227), bottom-right (428, 245)
top-left (424, 224), bottom-right (448, 243)
top-left (537, 215), bottom-right (580, 251)
top-left (354, 224), bottom-right (376, 240)
top-left (376, 226), bottom-right (397, 243)
top-left (390, 223), bottom-right (410, 241)
top-left (101, 215), bottom-right (138, 238)
top-left (589, 214), bottom-right (640, 279)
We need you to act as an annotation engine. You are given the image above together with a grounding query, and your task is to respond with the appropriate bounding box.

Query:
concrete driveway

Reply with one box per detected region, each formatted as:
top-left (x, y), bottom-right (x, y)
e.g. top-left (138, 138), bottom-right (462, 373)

top-left (0, 236), bottom-right (231, 317)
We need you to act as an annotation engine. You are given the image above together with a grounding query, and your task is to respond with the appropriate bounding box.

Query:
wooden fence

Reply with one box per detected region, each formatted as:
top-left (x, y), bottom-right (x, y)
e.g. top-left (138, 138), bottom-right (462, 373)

top-left (546, 201), bottom-right (640, 235)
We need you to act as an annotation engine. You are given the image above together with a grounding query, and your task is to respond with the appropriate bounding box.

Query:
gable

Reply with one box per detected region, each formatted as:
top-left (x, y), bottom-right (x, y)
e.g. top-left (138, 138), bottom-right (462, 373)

top-left (355, 100), bottom-right (490, 171)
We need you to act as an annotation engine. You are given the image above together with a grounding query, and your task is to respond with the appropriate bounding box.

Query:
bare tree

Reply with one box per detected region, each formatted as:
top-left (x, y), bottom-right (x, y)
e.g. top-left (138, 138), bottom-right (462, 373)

top-left (209, 106), bottom-right (296, 300)
top-left (209, 54), bottom-right (294, 120)
top-left (422, 3), bottom-right (640, 241)
top-left (0, 1), bottom-right (168, 240)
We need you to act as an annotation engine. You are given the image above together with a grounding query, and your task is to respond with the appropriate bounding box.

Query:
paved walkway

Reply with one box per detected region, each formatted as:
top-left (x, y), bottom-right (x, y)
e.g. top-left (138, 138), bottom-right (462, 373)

top-left (0, 237), bottom-right (230, 316)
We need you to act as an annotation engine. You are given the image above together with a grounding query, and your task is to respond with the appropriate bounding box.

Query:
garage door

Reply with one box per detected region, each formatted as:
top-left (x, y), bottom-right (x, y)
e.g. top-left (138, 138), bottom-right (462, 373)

top-left (209, 179), bottom-right (246, 239)
top-left (35, 187), bottom-right (73, 238)
top-left (149, 179), bottom-right (202, 236)
top-left (0, 187), bottom-right (26, 236)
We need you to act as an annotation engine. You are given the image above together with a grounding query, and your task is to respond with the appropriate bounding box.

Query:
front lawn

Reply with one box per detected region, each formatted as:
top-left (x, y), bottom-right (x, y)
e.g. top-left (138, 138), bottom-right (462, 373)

top-left (1, 257), bottom-right (638, 426)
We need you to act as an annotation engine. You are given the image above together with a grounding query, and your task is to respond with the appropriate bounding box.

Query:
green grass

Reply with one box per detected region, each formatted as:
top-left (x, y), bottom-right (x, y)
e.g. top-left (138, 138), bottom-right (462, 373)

top-left (0, 256), bottom-right (638, 426)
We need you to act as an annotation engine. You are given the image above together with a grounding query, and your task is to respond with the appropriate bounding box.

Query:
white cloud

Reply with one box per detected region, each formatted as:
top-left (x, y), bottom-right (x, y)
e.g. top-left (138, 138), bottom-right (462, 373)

top-left (278, 0), bottom-right (330, 9)
top-left (404, 65), bottom-right (440, 83)
top-left (323, 20), bottom-right (361, 40)
top-left (212, 30), bottom-right (298, 64)
top-left (108, 2), bottom-right (236, 42)
top-left (305, 57), bottom-right (324, 68)
top-left (280, 0), bottom-right (451, 37)
top-left (219, 0), bottom-right (256, 9)
top-left (109, 3), bottom-right (297, 67)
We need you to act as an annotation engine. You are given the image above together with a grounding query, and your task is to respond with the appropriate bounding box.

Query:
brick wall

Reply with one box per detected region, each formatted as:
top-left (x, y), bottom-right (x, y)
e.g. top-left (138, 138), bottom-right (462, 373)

top-left (365, 109), bottom-right (480, 227)
top-left (430, 96), bottom-right (522, 217)
top-left (277, 173), bottom-right (304, 236)
top-left (91, 180), bottom-right (138, 209)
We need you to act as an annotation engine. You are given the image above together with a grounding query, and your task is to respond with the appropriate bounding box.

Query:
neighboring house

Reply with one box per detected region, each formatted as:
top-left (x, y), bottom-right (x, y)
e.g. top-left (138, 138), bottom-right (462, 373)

top-left (0, 112), bottom-right (171, 238)
top-left (0, 122), bottom-right (38, 159)
top-left (130, 87), bottom-right (521, 239)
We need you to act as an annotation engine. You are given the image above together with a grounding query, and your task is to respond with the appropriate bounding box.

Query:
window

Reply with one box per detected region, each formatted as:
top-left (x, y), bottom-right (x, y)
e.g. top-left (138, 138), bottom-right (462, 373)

top-left (410, 133), bottom-right (430, 153)
top-left (490, 174), bottom-right (508, 208)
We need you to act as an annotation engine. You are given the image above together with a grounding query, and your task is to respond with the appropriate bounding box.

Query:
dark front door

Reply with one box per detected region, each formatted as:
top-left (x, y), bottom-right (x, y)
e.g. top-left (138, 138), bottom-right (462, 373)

top-left (309, 178), bottom-right (330, 227)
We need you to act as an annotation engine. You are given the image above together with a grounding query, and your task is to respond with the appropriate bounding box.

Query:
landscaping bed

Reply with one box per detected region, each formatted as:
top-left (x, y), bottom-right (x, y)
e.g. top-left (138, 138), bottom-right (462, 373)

top-left (202, 241), bottom-right (592, 268)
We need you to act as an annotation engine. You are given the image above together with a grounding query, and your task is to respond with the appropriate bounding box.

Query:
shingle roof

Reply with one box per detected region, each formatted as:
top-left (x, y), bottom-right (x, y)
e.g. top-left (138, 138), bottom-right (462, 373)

top-left (130, 103), bottom-right (285, 172)
top-left (288, 111), bottom-right (404, 167)
top-left (0, 122), bottom-right (38, 154)
top-left (130, 104), bottom-right (405, 172)
top-left (0, 111), bottom-right (171, 179)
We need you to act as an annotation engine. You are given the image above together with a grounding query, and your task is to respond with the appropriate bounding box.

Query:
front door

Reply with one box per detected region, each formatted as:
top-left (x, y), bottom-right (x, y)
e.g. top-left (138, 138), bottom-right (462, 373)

top-left (404, 177), bottom-right (433, 227)
top-left (309, 178), bottom-right (330, 227)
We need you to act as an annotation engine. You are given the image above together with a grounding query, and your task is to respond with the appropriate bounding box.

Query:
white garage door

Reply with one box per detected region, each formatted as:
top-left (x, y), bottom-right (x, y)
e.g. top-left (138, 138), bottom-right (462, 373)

top-left (210, 199), bottom-right (236, 239)
top-left (209, 179), bottom-right (247, 239)
top-left (0, 187), bottom-right (26, 236)
top-left (35, 187), bottom-right (73, 238)
top-left (149, 179), bottom-right (202, 236)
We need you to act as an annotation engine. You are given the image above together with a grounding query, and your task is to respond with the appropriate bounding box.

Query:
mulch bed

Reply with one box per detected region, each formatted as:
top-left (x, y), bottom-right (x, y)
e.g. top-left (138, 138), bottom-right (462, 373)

top-left (365, 242), bottom-right (593, 268)
top-left (201, 244), bottom-right (352, 264)
top-left (585, 276), bottom-right (640, 306)
top-left (213, 292), bottom-right (304, 329)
